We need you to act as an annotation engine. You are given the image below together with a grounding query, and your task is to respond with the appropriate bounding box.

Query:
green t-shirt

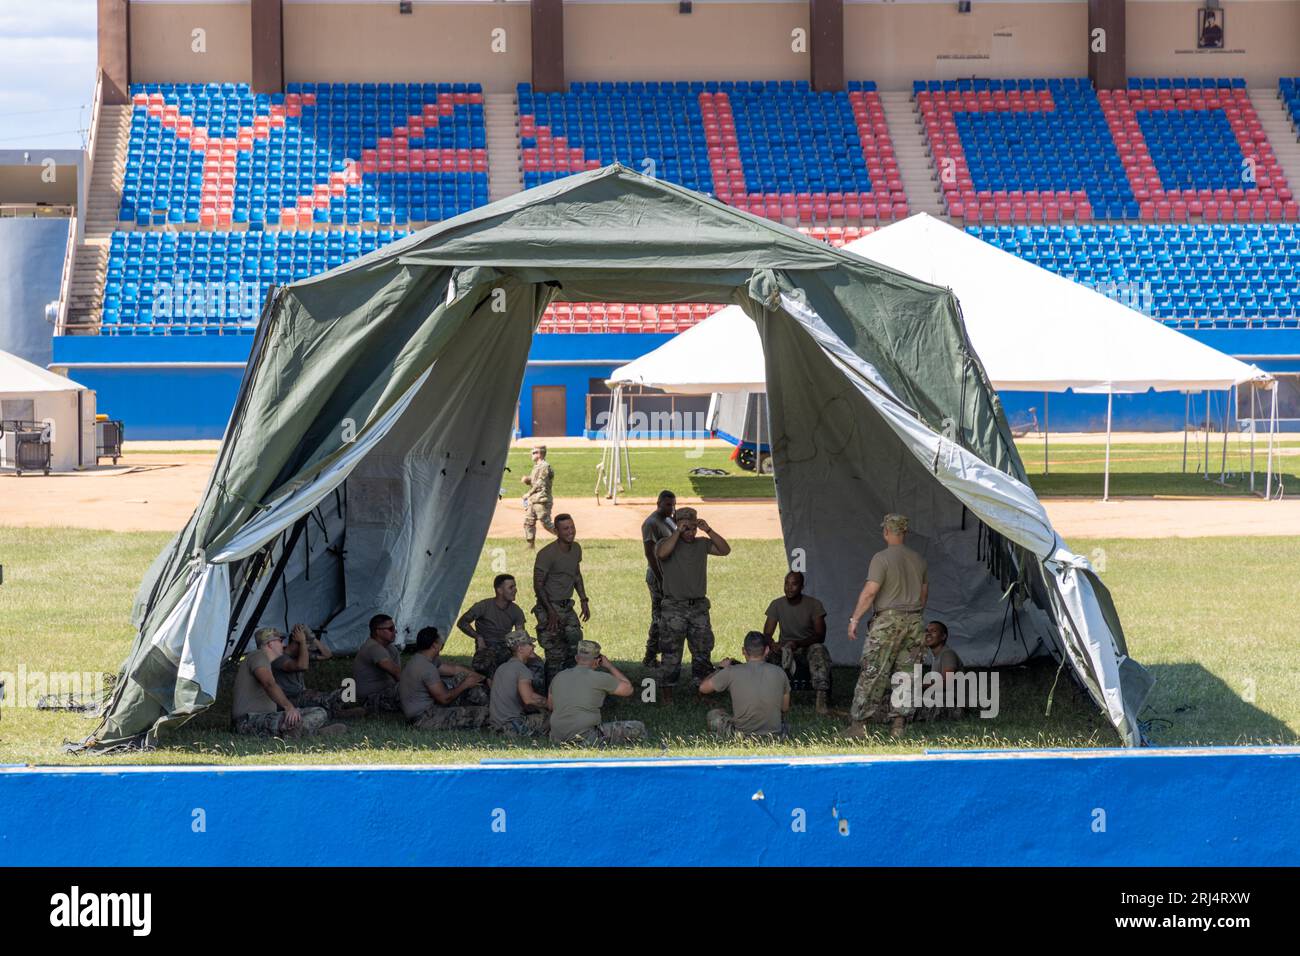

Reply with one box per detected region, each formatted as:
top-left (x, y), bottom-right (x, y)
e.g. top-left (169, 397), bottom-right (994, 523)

top-left (353, 637), bottom-right (400, 700)
top-left (233, 649), bottom-right (278, 719)
top-left (710, 661), bottom-right (789, 735)
top-left (660, 536), bottom-right (710, 600)
top-left (489, 658), bottom-right (535, 730)
top-left (549, 666), bottom-right (620, 741)
top-left (271, 652), bottom-right (305, 697)
top-left (461, 598), bottom-right (525, 646)
top-left (399, 653), bottom-right (442, 720)
top-left (764, 595), bottom-right (826, 643)
top-left (924, 646), bottom-right (962, 674)
top-left (535, 541), bottom-right (583, 604)
top-left (867, 543), bottom-right (928, 613)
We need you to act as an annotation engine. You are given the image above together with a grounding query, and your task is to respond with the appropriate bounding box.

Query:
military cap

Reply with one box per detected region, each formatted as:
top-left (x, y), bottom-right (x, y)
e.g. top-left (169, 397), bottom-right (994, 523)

top-left (506, 629), bottom-right (535, 649)
top-left (882, 513), bottom-right (910, 534)
top-left (253, 626), bottom-right (284, 648)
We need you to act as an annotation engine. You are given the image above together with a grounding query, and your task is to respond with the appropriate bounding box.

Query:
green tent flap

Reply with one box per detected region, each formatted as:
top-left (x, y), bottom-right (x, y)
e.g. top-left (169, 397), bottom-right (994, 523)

top-left (89, 165), bottom-right (1150, 750)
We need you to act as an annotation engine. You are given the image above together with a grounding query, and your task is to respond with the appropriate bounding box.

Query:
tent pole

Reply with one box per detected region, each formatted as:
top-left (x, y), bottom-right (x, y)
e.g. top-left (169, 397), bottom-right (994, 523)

top-left (1204, 389), bottom-right (1211, 480)
top-left (1103, 388), bottom-right (1113, 502)
top-left (1182, 392), bottom-right (1189, 473)
top-left (620, 392), bottom-right (633, 501)
top-left (1043, 391), bottom-right (1049, 475)
top-left (1219, 386), bottom-right (1229, 484)
top-left (1266, 384), bottom-right (1277, 500)
top-left (229, 517), bottom-right (308, 665)
top-left (1250, 385), bottom-right (1257, 493)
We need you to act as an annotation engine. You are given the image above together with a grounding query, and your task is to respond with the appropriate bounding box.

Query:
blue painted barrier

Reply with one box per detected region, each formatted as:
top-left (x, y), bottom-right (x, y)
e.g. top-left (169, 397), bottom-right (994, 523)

top-left (2, 748), bottom-right (1297, 866)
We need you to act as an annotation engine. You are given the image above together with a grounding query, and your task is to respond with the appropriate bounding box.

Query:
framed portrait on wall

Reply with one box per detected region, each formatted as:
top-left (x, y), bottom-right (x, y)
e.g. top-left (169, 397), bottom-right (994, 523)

top-left (1198, 8), bottom-right (1225, 50)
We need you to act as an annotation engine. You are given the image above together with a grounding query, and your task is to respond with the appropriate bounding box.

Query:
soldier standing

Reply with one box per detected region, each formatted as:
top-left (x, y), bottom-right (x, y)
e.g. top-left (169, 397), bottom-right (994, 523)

top-left (532, 514), bottom-right (590, 686)
top-left (640, 489), bottom-right (677, 668)
top-left (846, 513), bottom-right (929, 738)
top-left (522, 444), bottom-right (555, 549)
top-left (655, 506), bottom-right (730, 703)
top-left (762, 571), bottom-right (832, 715)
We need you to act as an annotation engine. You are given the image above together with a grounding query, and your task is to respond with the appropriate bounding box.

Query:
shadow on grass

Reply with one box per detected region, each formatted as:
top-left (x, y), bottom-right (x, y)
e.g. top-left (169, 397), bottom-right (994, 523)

top-left (686, 475), bottom-right (776, 500)
top-left (1138, 662), bottom-right (1297, 746)
top-left (162, 655), bottom-right (1129, 759)
top-left (1027, 471), bottom-right (1297, 498)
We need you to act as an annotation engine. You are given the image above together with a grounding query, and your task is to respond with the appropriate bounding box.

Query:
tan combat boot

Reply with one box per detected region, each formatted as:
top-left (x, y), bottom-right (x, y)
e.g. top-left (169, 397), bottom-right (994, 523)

top-left (844, 720), bottom-right (869, 738)
top-left (815, 690), bottom-right (829, 716)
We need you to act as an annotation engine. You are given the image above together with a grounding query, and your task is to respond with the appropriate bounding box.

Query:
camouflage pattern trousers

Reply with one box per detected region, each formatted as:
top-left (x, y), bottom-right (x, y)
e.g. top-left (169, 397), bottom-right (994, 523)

top-left (658, 596), bottom-right (715, 688)
top-left (643, 570), bottom-right (664, 661)
top-left (409, 702), bottom-right (490, 731)
top-left (559, 720), bottom-right (647, 746)
top-left (533, 599), bottom-right (583, 686)
top-left (524, 499), bottom-right (554, 542)
top-left (495, 712), bottom-right (550, 737)
top-left (850, 609), bottom-right (926, 723)
top-left (365, 673), bottom-right (488, 716)
top-left (234, 706), bottom-right (331, 737)
top-left (472, 641), bottom-right (546, 691)
top-left (706, 708), bottom-right (790, 741)
top-left (286, 686), bottom-right (351, 718)
top-left (769, 643), bottom-right (833, 692)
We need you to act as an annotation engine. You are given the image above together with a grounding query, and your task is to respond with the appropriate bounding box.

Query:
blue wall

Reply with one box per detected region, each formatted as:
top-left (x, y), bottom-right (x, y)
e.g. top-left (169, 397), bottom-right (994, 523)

top-left (52, 328), bottom-right (1300, 440)
top-left (2, 748), bottom-right (1298, 865)
top-left (0, 217), bottom-right (69, 367)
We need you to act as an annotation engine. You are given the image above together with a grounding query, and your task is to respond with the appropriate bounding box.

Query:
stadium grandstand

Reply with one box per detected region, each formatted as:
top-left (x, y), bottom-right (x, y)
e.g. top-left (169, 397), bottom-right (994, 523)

top-left (39, 0), bottom-right (1300, 439)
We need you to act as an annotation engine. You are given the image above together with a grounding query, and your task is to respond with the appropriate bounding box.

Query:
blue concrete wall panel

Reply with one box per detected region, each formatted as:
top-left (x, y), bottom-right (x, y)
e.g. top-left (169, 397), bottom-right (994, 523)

top-left (0, 218), bottom-right (72, 367)
top-left (2, 750), bottom-right (1296, 866)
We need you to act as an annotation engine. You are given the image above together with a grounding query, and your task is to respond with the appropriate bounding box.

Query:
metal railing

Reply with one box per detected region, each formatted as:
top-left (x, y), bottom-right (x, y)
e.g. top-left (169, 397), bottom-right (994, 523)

top-left (53, 213), bottom-right (78, 336)
top-left (82, 68), bottom-right (105, 223)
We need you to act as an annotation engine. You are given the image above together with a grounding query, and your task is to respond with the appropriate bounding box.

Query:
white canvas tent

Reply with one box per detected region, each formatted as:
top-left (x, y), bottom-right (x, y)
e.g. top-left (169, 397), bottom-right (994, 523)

top-left (0, 348), bottom-right (95, 472)
top-left (846, 214), bottom-right (1278, 499)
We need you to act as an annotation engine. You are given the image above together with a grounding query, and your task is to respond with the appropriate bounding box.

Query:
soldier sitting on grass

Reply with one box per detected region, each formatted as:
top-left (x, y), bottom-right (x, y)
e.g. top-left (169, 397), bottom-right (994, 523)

top-left (547, 639), bottom-right (645, 746)
top-left (399, 627), bottom-right (491, 731)
top-left (231, 627), bottom-right (347, 738)
top-left (272, 623), bottom-right (365, 720)
top-left (489, 630), bottom-right (551, 737)
top-left (352, 613), bottom-right (404, 714)
top-left (699, 631), bottom-right (791, 740)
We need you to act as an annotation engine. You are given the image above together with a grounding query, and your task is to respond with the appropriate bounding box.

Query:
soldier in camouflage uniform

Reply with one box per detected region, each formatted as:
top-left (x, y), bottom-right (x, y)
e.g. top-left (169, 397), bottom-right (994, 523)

top-left (457, 573), bottom-right (545, 690)
top-left (846, 513), bottom-right (929, 738)
top-left (548, 640), bottom-right (645, 746)
top-left (271, 623), bottom-right (364, 719)
top-left (232, 628), bottom-right (347, 738)
top-left (490, 631), bottom-right (551, 737)
top-left (522, 444), bottom-right (555, 548)
top-left (399, 627), bottom-right (491, 732)
top-left (655, 507), bottom-right (731, 702)
top-left (353, 614), bottom-right (405, 714)
top-left (532, 514), bottom-right (590, 686)
top-left (916, 620), bottom-right (966, 722)
top-left (640, 490), bottom-right (677, 668)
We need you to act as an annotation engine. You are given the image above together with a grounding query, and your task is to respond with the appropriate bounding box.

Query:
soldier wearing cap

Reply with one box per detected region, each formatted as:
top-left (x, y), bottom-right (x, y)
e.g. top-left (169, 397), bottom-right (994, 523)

top-left (846, 513), bottom-right (929, 737)
top-left (271, 623), bottom-right (365, 720)
top-left (700, 631), bottom-right (791, 739)
top-left (655, 506), bottom-right (731, 702)
top-left (231, 627), bottom-right (347, 738)
top-left (399, 626), bottom-right (491, 731)
top-left (489, 630), bottom-right (551, 737)
top-left (639, 489), bottom-right (677, 668)
top-left (547, 639), bottom-right (645, 745)
top-left (522, 444), bottom-right (555, 549)
top-left (532, 513), bottom-right (590, 686)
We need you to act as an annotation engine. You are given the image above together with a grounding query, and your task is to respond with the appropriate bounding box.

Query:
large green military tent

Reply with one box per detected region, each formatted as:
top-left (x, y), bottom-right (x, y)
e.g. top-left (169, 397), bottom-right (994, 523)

top-left (89, 165), bottom-right (1152, 749)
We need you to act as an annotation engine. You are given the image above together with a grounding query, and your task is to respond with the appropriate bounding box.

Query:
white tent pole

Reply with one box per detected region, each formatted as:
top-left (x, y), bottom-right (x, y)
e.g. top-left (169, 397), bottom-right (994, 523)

top-left (1266, 383), bottom-right (1277, 500)
top-left (1103, 387), bottom-right (1113, 502)
top-left (1220, 386), bottom-right (1229, 484)
top-left (1204, 389), bottom-right (1211, 480)
top-left (620, 397), bottom-right (633, 500)
top-left (1182, 392), bottom-right (1189, 473)
top-left (1250, 385), bottom-right (1257, 493)
top-left (1043, 391), bottom-right (1049, 475)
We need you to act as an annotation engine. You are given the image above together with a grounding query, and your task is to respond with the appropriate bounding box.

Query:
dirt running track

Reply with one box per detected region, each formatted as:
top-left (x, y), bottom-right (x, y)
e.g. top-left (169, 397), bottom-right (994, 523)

top-left (4, 450), bottom-right (1300, 539)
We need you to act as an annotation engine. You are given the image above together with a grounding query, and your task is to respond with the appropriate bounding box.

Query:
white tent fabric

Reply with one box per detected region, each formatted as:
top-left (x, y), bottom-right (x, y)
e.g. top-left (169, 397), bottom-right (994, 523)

top-left (0, 348), bottom-right (95, 471)
top-left (845, 214), bottom-right (1269, 394)
top-left (605, 305), bottom-right (764, 394)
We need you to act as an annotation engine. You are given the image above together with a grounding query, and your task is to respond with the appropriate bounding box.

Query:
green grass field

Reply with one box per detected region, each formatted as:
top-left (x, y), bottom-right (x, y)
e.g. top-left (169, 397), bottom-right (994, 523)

top-left (502, 441), bottom-right (1299, 502)
top-left (1, 527), bottom-right (1296, 765)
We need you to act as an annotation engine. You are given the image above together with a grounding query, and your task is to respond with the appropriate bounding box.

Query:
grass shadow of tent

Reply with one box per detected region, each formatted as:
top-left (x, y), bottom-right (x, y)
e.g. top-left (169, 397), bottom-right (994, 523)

top-left (1029, 470), bottom-right (1298, 498)
top-left (1138, 662), bottom-right (1296, 746)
